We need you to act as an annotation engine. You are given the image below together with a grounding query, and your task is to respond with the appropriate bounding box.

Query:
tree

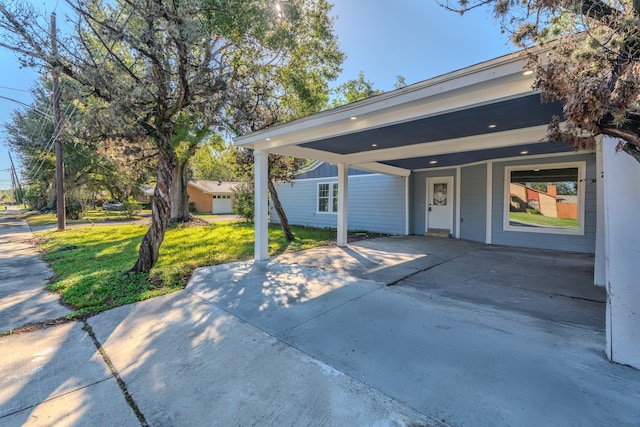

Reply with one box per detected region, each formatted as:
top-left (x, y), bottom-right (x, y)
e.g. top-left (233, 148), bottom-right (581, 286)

top-left (394, 75), bottom-right (408, 90)
top-left (440, 0), bottom-right (640, 163)
top-left (169, 114), bottom-right (211, 222)
top-left (0, 0), bottom-right (342, 272)
top-left (331, 71), bottom-right (384, 107)
top-left (189, 136), bottom-right (239, 182)
top-left (228, 0), bottom-right (344, 242)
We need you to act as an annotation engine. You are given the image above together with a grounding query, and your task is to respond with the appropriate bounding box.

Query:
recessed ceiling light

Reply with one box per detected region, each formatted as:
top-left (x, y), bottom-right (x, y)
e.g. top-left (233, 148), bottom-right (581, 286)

top-left (523, 70), bottom-right (534, 76)
top-left (371, 143), bottom-right (377, 147)
top-left (488, 124), bottom-right (497, 129)
top-left (520, 150), bottom-right (529, 155)
top-left (429, 160), bottom-right (438, 164)
top-left (350, 116), bottom-right (357, 120)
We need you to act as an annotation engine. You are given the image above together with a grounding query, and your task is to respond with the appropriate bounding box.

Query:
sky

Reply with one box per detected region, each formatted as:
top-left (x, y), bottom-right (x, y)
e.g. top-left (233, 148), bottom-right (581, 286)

top-left (0, 0), bottom-right (515, 190)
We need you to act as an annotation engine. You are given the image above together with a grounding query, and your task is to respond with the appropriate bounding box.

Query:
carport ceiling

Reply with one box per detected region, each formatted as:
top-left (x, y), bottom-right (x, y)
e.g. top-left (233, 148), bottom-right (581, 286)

top-left (382, 141), bottom-right (575, 170)
top-left (301, 94), bottom-right (564, 157)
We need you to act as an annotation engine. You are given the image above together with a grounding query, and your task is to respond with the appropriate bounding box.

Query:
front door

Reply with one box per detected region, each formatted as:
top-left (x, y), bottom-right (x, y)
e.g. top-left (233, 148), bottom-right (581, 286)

top-left (426, 177), bottom-right (454, 234)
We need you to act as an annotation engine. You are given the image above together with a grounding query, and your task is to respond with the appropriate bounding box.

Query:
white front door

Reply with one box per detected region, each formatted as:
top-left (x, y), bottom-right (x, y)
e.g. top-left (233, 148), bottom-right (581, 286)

top-left (426, 177), bottom-right (454, 233)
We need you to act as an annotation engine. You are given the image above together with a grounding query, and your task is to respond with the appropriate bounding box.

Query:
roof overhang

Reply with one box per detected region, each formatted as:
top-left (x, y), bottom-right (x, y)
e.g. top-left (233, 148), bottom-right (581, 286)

top-left (234, 49), bottom-right (572, 176)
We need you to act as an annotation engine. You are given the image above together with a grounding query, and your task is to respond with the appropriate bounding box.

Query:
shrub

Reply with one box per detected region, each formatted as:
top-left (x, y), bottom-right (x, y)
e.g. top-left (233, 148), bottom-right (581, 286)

top-left (232, 182), bottom-right (254, 221)
top-left (66, 200), bottom-right (86, 220)
top-left (188, 201), bottom-right (196, 213)
top-left (121, 201), bottom-right (141, 219)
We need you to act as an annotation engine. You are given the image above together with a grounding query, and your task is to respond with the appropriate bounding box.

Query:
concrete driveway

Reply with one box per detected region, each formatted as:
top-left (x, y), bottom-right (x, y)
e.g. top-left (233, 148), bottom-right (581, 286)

top-left (2, 232), bottom-right (639, 426)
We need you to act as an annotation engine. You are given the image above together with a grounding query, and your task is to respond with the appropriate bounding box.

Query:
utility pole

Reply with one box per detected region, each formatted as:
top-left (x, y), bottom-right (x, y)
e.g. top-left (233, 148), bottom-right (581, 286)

top-left (51, 12), bottom-right (65, 231)
top-left (8, 151), bottom-right (24, 206)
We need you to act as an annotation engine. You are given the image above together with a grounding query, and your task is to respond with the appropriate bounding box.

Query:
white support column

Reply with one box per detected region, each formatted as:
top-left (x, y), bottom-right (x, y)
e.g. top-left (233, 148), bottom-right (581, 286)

top-left (254, 150), bottom-right (269, 261)
top-left (404, 175), bottom-right (410, 235)
top-left (337, 163), bottom-right (348, 247)
top-left (594, 138), bottom-right (605, 287)
top-left (455, 166), bottom-right (461, 239)
top-left (601, 136), bottom-right (640, 369)
top-left (485, 161), bottom-right (493, 244)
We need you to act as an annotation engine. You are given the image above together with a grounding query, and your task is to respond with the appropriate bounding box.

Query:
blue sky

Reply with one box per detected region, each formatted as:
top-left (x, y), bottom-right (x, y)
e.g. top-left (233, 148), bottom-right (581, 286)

top-left (0, 0), bottom-right (515, 190)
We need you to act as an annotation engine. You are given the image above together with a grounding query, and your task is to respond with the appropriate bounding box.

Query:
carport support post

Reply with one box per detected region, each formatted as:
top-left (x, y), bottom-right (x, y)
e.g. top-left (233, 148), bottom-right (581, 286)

top-left (601, 136), bottom-right (640, 369)
top-left (337, 163), bottom-right (348, 247)
top-left (254, 150), bottom-right (269, 261)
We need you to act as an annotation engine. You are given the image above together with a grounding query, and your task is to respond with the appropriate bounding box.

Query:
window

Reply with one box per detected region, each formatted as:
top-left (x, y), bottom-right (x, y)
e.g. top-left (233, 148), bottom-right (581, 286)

top-left (504, 162), bottom-right (585, 235)
top-left (317, 182), bottom-right (338, 213)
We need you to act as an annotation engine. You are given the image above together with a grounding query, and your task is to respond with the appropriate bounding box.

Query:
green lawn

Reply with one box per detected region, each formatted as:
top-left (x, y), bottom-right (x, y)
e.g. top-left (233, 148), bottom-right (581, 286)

top-left (24, 209), bottom-right (149, 226)
top-left (36, 222), bottom-right (335, 318)
top-left (509, 212), bottom-right (579, 229)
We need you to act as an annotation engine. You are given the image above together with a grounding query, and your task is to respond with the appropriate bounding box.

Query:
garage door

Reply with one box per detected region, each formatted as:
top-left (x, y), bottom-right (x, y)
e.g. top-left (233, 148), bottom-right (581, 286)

top-left (212, 195), bottom-right (233, 214)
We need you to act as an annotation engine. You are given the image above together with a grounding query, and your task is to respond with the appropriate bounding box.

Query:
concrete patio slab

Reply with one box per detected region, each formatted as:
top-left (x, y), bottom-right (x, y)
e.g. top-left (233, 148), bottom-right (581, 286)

top-left (187, 237), bottom-right (639, 426)
top-left (188, 260), bottom-right (383, 335)
top-left (280, 285), bottom-right (640, 426)
top-left (273, 236), bottom-right (482, 284)
top-left (87, 290), bottom-right (433, 426)
top-left (0, 322), bottom-right (136, 426)
top-left (399, 244), bottom-right (606, 329)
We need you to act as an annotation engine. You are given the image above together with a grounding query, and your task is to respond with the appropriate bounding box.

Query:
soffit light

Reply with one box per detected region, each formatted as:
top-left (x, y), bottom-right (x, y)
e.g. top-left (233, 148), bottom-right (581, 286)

top-left (520, 150), bottom-right (529, 155)
top-left (350, 116), bottom-right (357, 120)
top-left (488, 124), bottom-right (497, 129)
top-left (371, 143), bottom-right (378, 147)
top-left (266, 138), bottom-right (271, 141)
top-left (523, 70), bottom-right (534, 76)
top-left (429, 160), bottom-right (438, 164)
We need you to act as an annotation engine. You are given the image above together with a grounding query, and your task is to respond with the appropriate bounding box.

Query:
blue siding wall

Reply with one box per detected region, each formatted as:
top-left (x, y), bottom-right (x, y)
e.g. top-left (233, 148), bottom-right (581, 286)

top-left (271, 174), bottom-right (406, 235)
top-left (491, 153), bottom-right (597, 253)
top-left (296, 162), bottom-right (373, 180)
top-left (460, 164), bottom-right (487, 242)
top-left (410, 169), bottom-right (457, 235)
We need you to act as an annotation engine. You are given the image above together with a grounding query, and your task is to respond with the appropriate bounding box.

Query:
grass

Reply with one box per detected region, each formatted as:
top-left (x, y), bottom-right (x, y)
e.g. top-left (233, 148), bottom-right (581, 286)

top-left (23, 209), bottom-right (149, 226)
top-left (36, 221), bottom-right (335, 317)
top-left (509, 212), bottom-right (579, 229)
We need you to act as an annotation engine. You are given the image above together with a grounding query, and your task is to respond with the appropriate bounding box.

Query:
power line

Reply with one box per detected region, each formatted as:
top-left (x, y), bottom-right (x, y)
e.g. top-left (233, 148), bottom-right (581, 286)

top-left (0, 86), bottom-right (31, 93)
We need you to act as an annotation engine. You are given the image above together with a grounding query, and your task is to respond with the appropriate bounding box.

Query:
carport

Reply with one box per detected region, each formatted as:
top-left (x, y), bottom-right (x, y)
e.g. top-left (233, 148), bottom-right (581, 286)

top-left (234, 50), bottom-right (640, 368)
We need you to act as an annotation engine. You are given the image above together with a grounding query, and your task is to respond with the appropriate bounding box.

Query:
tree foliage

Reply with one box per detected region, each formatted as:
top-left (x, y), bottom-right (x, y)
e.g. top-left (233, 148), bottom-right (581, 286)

top-left (331, 71), bottom-right (384, 107)
top-left (189, 135), bottom-right (239, 182)
top-left (0, 0), bottom-right (344, 272)
top-left (441, 0), bottom-right (640, 163)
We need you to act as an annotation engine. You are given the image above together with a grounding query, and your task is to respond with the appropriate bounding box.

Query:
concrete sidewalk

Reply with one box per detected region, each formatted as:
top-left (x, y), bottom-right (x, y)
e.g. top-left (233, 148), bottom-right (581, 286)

top-left (0, 208), bottom-right (70, 332)
top-left (1, 216), bottom-right (639, 426)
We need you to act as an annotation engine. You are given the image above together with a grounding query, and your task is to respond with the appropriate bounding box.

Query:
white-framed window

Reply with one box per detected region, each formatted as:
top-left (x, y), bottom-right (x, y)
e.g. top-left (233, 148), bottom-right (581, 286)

top-left (317, 182), bottom-right (338, 214)
top-left (503, 162), bottom-right (585, 235)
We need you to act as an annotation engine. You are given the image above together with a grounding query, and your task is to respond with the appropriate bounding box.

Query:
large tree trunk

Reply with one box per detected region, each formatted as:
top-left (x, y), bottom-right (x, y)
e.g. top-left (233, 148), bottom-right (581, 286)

top-left (267, 178), bottom-right (295, 242)
top-left (170, 160), bottom-right (191, 222)
top-left (130, 131), bottom-right (177, 273)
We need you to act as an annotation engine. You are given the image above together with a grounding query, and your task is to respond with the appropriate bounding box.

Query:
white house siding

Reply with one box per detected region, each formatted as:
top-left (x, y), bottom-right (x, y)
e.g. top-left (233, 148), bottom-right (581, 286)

top-left (459, 164), bottom-right (487, 242)
top-left (490, 153), bottom-right (597, 253)
top-left (410, 169), bottom-right (458, 235)
top-left (271, 174), bottom-right (407, 235)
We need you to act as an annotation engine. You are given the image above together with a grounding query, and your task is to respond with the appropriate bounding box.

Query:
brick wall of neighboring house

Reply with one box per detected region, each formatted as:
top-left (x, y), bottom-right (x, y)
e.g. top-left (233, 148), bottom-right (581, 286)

top-left (187, 186), bottom-right (212, 213)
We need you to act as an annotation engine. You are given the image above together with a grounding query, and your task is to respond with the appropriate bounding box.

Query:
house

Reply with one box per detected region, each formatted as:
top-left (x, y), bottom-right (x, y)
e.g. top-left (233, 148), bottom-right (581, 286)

top-left (187, 180), bottom-right (239, 214)
top-left (233, 48), bottom-right (640, 369)
top-left (137, 180), bottom-right (240, 214)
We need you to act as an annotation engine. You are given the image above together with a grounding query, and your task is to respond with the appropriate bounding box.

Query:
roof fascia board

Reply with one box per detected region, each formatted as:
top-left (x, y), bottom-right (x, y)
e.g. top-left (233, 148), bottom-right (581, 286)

top-left (235, 53), bottom-right (538, 150)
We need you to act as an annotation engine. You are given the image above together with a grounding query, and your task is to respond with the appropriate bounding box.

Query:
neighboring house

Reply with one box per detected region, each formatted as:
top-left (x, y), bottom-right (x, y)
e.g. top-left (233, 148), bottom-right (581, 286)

top-left (137, 180), bottom-right (240, 214)
top-left (187, 180), bottom-right (240, 214)
top-left (136, 184), bottom-right (156, 202)
top-left (234, 48), bottom-right (640, 369)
